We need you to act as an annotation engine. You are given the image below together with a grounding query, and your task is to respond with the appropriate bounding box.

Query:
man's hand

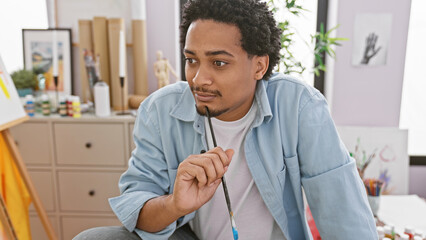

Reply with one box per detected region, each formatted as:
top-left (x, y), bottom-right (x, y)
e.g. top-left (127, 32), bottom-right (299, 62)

top-left (137, 147), bottom-right (233, 232)
top-left (171, 147), bottom-right (234, 216)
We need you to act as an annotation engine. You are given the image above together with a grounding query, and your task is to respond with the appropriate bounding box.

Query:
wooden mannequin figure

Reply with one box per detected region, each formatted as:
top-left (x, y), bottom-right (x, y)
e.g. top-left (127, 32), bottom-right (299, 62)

top-left (153, 50), bottom-right (179, 89)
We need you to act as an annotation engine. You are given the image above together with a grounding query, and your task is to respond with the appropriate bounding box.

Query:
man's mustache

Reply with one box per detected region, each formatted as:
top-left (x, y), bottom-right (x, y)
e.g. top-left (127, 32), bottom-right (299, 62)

top-left (190, 86), bottom-right (222, 97)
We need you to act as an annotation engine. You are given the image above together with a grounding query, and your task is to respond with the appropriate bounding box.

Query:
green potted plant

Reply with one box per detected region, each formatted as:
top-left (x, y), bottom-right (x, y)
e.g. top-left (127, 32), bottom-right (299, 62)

top-left (268, 0), bottom-right (348, 77)
top-left (11, 69), bottom-right (37, 97)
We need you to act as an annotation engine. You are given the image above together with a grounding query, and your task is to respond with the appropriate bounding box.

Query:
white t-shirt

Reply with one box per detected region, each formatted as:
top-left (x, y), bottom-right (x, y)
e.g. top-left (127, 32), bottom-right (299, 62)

top-left (190, 103), bottom-right (285, 240)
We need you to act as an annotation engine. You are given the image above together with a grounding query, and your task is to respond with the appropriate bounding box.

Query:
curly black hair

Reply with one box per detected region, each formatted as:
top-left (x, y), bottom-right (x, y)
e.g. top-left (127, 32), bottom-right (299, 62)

top-left (180, 0), bottom-right (282, 79)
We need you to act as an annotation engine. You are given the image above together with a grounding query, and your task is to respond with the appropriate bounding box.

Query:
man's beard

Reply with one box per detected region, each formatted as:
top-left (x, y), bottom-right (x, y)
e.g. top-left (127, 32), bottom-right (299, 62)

top-left (195, 104), bottom-right (229, 118)
top-left (191, 85), bottom-right (228, 117)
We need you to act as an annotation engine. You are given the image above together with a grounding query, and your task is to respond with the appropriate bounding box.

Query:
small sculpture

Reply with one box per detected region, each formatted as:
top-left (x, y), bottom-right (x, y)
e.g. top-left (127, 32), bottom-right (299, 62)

top-left (153, 50), bottom-right (179, 89)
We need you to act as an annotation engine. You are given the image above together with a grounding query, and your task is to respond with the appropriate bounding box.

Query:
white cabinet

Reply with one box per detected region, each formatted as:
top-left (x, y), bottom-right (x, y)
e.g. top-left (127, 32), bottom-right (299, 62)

top-left (10, 114), bottom-right (135, 240)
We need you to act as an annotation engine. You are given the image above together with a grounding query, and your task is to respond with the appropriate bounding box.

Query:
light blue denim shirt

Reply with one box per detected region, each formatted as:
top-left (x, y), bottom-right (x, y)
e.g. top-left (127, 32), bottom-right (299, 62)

top-left (109, 73), bottom-right (377, 240)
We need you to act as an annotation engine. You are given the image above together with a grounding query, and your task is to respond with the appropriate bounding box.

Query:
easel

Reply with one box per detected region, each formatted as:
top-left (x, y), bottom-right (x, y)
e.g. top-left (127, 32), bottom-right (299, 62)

top-left (0, 194), bottom-right (17, 239)
top-left (0, 117), bottom-right (57, 240)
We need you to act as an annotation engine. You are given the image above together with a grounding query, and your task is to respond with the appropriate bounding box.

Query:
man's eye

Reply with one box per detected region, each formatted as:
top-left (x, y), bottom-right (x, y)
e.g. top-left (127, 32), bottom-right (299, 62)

top-left (214, 61), bottom-right (227, 67)
top-left (185, 58), bottom-right (197, 64)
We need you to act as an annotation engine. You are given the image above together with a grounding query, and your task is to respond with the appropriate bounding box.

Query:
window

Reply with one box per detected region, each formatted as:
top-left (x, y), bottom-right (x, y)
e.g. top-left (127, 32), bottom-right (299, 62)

top-left (0, 0), bottom-right (48, 73)
top-left (399, 0), bottom-right (426, 156)
top-left (269, 0), bottom-right (318, 86)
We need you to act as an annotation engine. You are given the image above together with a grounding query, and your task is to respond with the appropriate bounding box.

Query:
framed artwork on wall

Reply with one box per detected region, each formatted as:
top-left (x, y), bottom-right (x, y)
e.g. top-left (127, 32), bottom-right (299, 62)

top-left (337, 126), bottom-right (409, 195)
top-left (351, 13), bottom-right (393, 67)
top-left (22, 28), bottom-right (73, 95)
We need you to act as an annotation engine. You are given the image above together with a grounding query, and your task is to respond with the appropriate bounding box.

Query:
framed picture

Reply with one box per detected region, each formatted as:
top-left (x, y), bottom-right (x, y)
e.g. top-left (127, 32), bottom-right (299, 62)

top-left (351, 13), bottom-right (393, 67)
top-left (337, 126), bottom-right (409, 195)
top-left (22, 28), bottom-right (73, 95)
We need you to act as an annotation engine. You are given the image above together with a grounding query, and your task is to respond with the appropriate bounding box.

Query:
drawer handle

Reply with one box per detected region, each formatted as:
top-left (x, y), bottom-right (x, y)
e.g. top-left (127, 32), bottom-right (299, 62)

top-left (88, 190), bottom-right (96, 196)
top-left (85, 142), bottom-right (92, 149)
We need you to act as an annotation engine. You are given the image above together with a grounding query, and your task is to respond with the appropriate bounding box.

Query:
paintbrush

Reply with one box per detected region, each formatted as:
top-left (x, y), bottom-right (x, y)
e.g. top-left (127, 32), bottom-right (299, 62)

top-left (361, 149), bottom-right (377, 173)
top-left (205, 106), bottom-right (239, 240)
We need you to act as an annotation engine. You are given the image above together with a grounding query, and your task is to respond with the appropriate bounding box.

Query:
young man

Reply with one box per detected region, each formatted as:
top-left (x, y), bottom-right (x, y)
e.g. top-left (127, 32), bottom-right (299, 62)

top-left (75, 0), bottom-right (377, 239)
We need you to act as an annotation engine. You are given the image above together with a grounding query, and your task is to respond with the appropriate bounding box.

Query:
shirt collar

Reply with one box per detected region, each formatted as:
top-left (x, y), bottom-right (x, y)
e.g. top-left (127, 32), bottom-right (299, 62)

top-left (254, 79), bottom-right (273, 126)
top-left (169, 85), bottom-right (197, 122)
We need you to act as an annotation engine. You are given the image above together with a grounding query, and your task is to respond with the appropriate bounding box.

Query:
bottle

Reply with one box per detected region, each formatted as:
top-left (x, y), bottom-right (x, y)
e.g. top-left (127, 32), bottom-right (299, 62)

top-left (72, 96), bottom-right (81, 118)
top-left (41, 94), bottom-right (50, 116)
top-left (66, 96), bottom-right (73, 117)
top-left (59, 96), bottom-right (67, 117)
top-left (377, 226), bottom-right (385, 240)
top-left (384, 225), bottom-right (393, 240)
top-left (401, 233), bottom-right (411, 240)
top-left (390, 225), bottom-right (396, 240)
top-left (414, 229), bottom-right (423, 239)
top-left (405, 226), bottom-right (415, 240)
top-left (25, 94), bottom-right (35, 117)
top-left (93, 80), bottom-right (111, 117)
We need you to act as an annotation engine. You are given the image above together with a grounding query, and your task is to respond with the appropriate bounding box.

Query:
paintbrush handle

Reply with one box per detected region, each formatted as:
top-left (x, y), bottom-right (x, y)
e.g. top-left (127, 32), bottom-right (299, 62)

top-left (205, 107), bottom-right (238, 239)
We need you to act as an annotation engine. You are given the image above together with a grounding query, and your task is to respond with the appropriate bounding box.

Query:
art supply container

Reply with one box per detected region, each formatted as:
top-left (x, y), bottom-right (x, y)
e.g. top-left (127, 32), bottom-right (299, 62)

top-left (41, 94), bottom-right (50, 116)
top-left (59, 95), bottom-right (67, 117)
top-left (94, 81), bottom-right (111, 117)
top-left (401, 234), bottom-right (410, 240)
top-left (67, 96), bottom-right (73, 116)
top-left (25, 94), bottom-right (35, 117)
top-left (72, 96), bottom-right (81, 118)
top-left (405, 226), bottom-right (415, 240)
top-left (384, 225), bottom-right (393, 240)
top-left (377, 226), bottom-right (384, 239)
top-left (367, 195), bottom-right (380, 216)
top-left (414, 229), bottom-right (423, 238)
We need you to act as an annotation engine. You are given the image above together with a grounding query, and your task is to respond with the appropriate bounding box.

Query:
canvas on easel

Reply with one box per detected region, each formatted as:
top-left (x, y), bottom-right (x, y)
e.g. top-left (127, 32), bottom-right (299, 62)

top-left (0, 54), bottom-right (57, 240)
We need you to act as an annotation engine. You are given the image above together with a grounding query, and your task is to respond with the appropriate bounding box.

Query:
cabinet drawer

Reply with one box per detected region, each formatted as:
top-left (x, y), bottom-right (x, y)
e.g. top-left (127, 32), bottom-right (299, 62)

top-left (29, 215), bottom-right (58, 240)
top-left (54, 123), bottom-right (126, 166)
top-left (9, 123), bottom-right (51, 165)
top-left (29, 170), bottom-right (55, 212)
top-left (61, 216), bottom-right (120, 240)
top-left (58, 171), bottom-right (122, 212)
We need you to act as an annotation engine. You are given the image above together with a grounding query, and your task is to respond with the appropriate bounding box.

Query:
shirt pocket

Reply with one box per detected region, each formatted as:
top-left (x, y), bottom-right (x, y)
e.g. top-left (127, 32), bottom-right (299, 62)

top-left (277, 154), bottom-right (299, 190)
top-left (168, 168), bottom-right (178, 193)
top-left (284, 154), bottom-right (299, 174)
top-left (277, 164), bottom-right (287, 190)
top-left (282, 155), bottom-right (301, 215)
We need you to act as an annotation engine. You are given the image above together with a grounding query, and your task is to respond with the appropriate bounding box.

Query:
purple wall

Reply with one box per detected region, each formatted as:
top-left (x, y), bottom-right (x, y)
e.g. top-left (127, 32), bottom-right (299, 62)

top-left (146, 0), bottom-right (180, 94)
top-left (329, 1), bottom-right (426, 198)
top-left (330, 1), bottom-right (411, 127)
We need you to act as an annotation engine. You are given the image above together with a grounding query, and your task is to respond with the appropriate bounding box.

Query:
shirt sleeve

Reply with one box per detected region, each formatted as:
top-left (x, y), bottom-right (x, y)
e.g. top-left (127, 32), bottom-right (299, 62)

top-left (108, 103), bottom-right (189, 239)
top-left (297, 90), bottom-right (378, 239)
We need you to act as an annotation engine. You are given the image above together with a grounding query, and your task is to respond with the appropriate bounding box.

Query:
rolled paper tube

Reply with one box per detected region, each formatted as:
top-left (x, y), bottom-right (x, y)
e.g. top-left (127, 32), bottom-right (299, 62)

top-left (128, 95), bottom-right (148, 109)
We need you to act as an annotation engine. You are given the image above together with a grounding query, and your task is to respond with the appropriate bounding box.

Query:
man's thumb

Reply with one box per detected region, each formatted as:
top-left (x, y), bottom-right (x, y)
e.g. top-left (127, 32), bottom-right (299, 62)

top-left (225, 149), bottom-right (234, 161)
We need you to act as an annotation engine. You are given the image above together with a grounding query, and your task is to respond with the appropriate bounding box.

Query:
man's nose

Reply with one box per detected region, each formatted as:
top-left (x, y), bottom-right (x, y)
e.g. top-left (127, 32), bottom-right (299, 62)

top-left (192, 64), bottom-right (213, 85)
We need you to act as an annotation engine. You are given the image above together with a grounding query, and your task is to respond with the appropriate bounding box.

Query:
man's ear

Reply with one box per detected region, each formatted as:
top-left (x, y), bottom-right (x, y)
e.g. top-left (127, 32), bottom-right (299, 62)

top-left (253, 55), bottom-right (269, 80)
